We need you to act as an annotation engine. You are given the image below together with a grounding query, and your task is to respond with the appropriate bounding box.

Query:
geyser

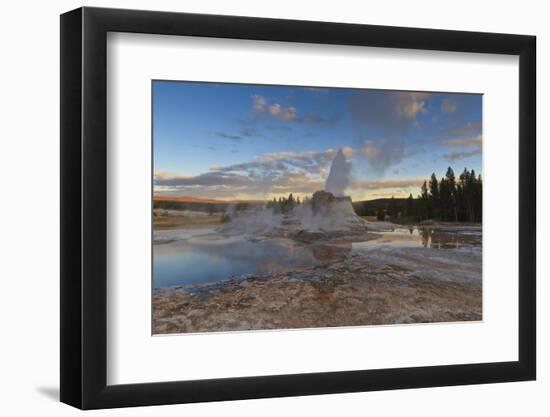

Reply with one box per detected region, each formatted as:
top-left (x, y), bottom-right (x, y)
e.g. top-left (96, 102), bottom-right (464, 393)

top-left (219, 146), bottom-right (371, 237)
top-left (325, 148), bottom-right (351, 197)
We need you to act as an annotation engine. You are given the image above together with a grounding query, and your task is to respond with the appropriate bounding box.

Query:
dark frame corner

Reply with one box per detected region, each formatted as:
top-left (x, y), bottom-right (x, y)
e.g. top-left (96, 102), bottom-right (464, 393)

top-left (60, 6), bottom-right (536, 409)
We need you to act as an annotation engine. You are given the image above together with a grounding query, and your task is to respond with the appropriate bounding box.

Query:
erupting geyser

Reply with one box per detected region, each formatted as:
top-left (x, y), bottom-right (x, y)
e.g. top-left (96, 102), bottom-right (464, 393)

top-left (325, 148), bottom-right (352, 197)
top-left (220, 147), bottom-right (369, 236)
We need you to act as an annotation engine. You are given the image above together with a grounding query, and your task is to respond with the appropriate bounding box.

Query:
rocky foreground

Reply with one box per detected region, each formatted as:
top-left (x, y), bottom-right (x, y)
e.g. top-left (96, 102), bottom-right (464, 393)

top-left (153, 239), bottom-right (482, 334)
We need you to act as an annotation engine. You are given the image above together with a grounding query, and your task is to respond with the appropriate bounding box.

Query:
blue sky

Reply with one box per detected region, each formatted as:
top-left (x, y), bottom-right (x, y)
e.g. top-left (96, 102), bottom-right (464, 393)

top-left (153, 81), bottom-right (482, 201)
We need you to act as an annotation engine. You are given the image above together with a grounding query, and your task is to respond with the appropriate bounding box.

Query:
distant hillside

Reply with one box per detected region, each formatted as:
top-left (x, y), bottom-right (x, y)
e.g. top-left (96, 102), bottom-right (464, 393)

top-left (352, 198), bottom-right (409, 216)
top-left (154, 195), bottom-right (414, 216)
top-left (153, 195), bottom-right (265, 213)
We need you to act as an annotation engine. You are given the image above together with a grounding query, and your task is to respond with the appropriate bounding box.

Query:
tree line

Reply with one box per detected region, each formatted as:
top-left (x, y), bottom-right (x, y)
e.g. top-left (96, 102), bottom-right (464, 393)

top-left (265, 193), bottom-right (304, 214)
top-left (407, 166), bottom-right (482, 222)
top-left (260, 166), bottom-right (482, 223)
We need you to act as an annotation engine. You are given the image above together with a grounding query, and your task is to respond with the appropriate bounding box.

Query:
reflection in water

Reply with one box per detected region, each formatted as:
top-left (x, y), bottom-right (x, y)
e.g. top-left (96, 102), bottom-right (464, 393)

top-left (154, 238), bottom-right (321, 288)
top-left (352, 227), bottom-right (480, 251)
top-left (419, 228), bottom-right (481, 249)
top-left (153, 227), bottom-right (481, 288)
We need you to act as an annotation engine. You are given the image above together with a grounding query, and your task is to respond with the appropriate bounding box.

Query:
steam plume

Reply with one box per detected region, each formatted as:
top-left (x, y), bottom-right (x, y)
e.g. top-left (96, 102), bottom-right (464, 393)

top-left (325, 148), bottom-right (351, 196)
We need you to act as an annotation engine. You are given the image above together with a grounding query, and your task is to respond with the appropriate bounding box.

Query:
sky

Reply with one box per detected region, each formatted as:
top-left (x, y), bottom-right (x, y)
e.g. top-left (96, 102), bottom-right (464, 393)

top-left (153, 81), bottom-right (482, 201)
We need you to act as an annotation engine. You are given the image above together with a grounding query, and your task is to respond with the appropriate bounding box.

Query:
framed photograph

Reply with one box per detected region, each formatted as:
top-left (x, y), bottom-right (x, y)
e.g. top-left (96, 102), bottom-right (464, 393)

top-left (60, 7), bottom-right (536, 409)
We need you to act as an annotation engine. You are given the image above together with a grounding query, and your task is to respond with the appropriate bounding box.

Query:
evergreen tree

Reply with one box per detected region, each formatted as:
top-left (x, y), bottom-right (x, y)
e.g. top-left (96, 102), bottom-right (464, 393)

top-left (473, 173), bottom-right (482, 222)
top-left (420, 180), bottom-right (429, 220)
top-left (419, 166), bottom-right (481, 223)
top-left (439, 176), bottom-right (450, 220)
top-left (429, 173), bottom-right (439, 219)
top-left (388, 196), bottom-right (396, 218)
top-left (459, 168), bottom-right (473, 221)
top-left (445, 167), bottom-right (458, 222)
top-left (406, 193), bottom-right (414, 218)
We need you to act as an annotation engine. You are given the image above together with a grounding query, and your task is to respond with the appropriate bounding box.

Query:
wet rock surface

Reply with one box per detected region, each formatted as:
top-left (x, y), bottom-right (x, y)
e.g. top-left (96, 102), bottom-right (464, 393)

top-left (153, 234), bottom-right (482, 334)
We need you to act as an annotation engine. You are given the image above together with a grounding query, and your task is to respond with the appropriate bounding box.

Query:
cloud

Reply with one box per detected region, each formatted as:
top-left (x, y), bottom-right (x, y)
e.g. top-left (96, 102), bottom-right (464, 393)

top-left (434, 116), bottom-right (482, 163)
top-left (258, 139), bottom-right (410, 179)
top-left (154, 172), bottom-right (190, 180)
top-left (358, 140), bottom-right (381, 160)
top-left (440, 121), bottom-right (481, 139)
top-left (154, 168), bottom-right (322, 199)
top-left (348, 90), bottom-right (430, 133)
top-left (348, 91), bottom-right (480, 173)
top-left (443, 149), bottom-right (482, 162)
top-left (268, 103), bottom-right (297, 122)
top-left (441, 98), bottom-right (458, 113)
top-left (259, 149), bottom-right (339, 178)
top-left (349, 178), bottom-right (424, 191)
top-left (356, 139), bottom-right (413, 174)
top-left (429, 103), bottom-right (483, 161)
top-left (346, 91), bottom-right (431, 173)
top-left (154, 148), bottom-right (341, 199)
top-left (437, 133), bottom-right (482, 162)
top-left (252, 94), bottom-right (266, 112)
top-left (241, 127), bottom-right (261, 137)
top-left (348, 177), bottom-right (426, 200)
top-left (211, 131), bottom-right (243, 141)
top-left (260, 150), bottom-right (319, 162)
top-left (439, 134), bottom-right (482, 149)
top-left (154, 147), bottom-right (427, 200)
top-left (210, 126), bottom-right (263, 141)
top-left (252, 95), bottom-right (297, 123)
top-left (399, 97), bottom-right (427, 119)
top-left (154, 171), bottom-right (253, 188)
top-left (251, 94), bottom-right (337, 125)
top-left (270, 173), bottom-right (324, 194)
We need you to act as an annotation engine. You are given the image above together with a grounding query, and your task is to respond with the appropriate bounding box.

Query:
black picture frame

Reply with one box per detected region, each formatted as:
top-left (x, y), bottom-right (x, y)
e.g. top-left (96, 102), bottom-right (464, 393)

top-left (60, 6), bottom-right (536, 410)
